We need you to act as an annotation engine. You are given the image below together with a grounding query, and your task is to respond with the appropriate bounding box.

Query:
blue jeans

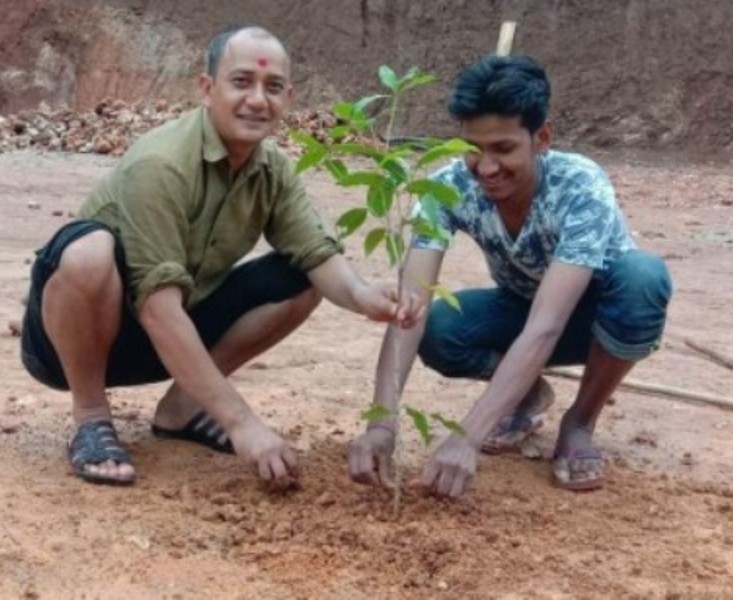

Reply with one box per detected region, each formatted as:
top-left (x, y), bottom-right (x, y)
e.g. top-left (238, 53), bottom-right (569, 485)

top-left (418, 250), bottom-right (673, 379)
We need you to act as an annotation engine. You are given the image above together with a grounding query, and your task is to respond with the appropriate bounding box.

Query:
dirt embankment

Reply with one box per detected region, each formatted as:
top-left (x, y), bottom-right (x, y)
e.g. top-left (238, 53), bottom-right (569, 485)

top-left (1, 0), bottom-right (732, 154)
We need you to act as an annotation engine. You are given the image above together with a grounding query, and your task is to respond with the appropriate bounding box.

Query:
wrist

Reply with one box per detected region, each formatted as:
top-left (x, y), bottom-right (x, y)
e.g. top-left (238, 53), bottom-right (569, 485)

top-left (367, 421), bottom-right (396, 436)
top-left (349, 281), bottom-right (371, 313)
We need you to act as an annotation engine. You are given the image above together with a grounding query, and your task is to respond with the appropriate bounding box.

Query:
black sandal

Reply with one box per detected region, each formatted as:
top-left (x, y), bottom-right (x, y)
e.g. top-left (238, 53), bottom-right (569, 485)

top-left (68, 420), bottom-right (136, 486)
top-left (151, 411), bottom-right (234, 454)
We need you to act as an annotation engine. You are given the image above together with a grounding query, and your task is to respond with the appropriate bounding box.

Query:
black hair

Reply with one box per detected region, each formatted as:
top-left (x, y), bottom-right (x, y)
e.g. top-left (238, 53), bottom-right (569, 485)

top-left (448, 55), bottom-right (551, 133)
top-left (206, 27), bottom-right (244, 78)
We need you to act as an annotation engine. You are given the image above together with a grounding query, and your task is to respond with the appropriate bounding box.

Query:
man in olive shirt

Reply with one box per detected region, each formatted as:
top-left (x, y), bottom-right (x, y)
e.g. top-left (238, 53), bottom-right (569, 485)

top-left (21, 27), bottom-right (421, 487)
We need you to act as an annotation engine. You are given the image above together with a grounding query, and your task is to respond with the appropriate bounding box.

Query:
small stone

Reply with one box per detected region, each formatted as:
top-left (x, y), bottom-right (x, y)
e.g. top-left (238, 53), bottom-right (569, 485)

top-left (436, 581), bottom-right (449, 591)
top-left (93, 138), bottom-right (113, 154)
top-left (27, 201), bottom-right (41, 210)
top-left (315, 492), bottom-right (336, 507)
top-left (519, 436), bottom-right (543, 459)
top-left (51, 209), bottom-right (64, 217)
top-left (272, 521), bottom-right (293, 541)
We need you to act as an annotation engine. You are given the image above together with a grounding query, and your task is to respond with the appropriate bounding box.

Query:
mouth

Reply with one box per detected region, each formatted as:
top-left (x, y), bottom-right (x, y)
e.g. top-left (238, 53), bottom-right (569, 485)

top-left (235, 114), bottom-right (269, 125)
top-left (480, 176), bottom-right (509, 193)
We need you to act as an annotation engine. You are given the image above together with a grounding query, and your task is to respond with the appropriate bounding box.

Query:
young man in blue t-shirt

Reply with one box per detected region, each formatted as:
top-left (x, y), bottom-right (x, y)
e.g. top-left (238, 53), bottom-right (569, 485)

top-left (347, 55), bottom-right (672, 496)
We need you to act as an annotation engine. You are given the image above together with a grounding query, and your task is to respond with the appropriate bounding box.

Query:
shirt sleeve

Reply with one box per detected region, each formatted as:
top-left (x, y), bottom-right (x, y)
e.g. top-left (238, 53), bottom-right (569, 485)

top-left (264, 157), bottom-right (342, 271)
top-left (553, 169), bottom-right (616, 270)
top-left (410, 169), bottom-right (458, 252)
top-left (112, 156), bottom-right (194, 311)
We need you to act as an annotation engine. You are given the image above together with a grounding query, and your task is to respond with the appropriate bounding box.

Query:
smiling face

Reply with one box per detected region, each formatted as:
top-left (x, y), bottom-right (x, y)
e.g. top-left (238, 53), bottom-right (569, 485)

top-left (462, 114), bottom-right (551, 209)
top-left (200, 31), bottom-right (293, 164)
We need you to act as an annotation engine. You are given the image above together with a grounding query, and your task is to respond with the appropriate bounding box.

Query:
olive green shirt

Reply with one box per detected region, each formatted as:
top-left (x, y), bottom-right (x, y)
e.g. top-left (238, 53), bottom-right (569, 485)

top-left (79, 107), bottom-right (340, 312)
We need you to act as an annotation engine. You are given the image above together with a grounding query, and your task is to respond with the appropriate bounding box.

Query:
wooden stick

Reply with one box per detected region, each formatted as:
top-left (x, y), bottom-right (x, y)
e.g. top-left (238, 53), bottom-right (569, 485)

top-left (545, 366), bottom-right (733, 411)
top-left (683, 338), bottom-right (733, 372)
top-left (496, 21), bottom-right (517, 56)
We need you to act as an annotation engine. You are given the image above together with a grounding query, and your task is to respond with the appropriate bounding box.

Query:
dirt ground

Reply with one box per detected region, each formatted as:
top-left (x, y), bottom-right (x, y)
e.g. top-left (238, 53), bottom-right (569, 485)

top-left (1, 149), bottom-right (733, 599)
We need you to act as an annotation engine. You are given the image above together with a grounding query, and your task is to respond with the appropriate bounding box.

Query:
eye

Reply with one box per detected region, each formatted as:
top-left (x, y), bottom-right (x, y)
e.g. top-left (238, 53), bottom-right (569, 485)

top-left (231, 77), bottom-right (251, 89)
top-left (266, 81), bottom-right (285, 94)
top-left (494, 143), bottom-right (515, 154)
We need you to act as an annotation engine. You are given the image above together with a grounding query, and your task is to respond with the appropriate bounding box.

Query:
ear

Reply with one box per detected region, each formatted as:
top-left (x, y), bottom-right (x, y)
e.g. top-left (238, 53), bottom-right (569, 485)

top-left (198, 73), bottom-right (214, 107)
top-left (533, 121), bottom-right (552, 153)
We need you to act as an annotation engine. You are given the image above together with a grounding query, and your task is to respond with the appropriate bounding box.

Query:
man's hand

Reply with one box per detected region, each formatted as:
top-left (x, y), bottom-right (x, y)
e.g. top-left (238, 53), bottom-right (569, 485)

top-left (421, 434), bottom-right (478, 498)
top-left (347, 426), bottom-right (396, 487)
top-left (353, 283), bottom-right (424, 328)
top-left (229, 418), bottom-right (299, 489)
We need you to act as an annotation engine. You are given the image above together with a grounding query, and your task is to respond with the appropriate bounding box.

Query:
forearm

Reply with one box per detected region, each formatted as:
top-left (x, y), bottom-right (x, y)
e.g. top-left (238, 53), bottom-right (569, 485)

top-left (307, 254), bottom-right (369, 314)
top-left (369, 320), bottom-right (427, 429)
top-left (139, 288), bottom-right (255, 431)
top-left (461, 327), bottom-right (560, 446)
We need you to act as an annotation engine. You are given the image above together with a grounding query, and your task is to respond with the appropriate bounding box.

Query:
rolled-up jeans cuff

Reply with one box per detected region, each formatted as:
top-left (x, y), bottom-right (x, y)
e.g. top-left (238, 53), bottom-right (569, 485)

top-left (592, 322), bottom-right (661, 362)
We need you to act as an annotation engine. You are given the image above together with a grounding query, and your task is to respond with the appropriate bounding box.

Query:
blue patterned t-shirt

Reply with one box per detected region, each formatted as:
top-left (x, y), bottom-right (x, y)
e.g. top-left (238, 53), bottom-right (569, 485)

top-left (412, 150), bottom-right (636, 299)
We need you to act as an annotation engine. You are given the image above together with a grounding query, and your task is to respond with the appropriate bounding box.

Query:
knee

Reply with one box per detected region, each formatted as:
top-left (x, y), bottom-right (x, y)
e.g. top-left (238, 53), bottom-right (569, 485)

top-left (51, 231), bottom-right (119, 295)
top-left (608, 251), bottom-right (673, 309)
top-left (417, 302), bottom-right (461, 376)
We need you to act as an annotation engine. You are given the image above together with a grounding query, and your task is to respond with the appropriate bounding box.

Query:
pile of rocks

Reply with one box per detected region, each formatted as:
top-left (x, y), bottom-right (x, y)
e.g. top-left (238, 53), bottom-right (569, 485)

top-left (0, 100), bottom-right (341, 157)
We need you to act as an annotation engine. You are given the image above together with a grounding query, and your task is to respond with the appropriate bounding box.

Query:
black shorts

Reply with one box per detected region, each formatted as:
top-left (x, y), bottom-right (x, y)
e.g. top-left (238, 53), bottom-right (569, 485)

top-left (21, 220), bottom-right (312, 390)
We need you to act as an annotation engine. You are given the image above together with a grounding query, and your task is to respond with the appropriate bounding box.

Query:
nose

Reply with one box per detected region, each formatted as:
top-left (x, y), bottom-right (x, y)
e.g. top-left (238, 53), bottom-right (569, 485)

top-left (476, 152), bottom-right (500, 178)
top-left (245, 83), bottom-right (267, 110)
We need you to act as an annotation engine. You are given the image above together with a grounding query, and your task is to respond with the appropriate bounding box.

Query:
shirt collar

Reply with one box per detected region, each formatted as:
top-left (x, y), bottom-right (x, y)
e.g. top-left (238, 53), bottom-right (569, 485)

top-left (201, 108), bottom-right (267, 174)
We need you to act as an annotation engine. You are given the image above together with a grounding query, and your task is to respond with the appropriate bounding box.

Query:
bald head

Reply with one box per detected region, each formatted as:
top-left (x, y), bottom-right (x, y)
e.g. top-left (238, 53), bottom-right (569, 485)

top-left (206, 27), bottom-right (289, 79)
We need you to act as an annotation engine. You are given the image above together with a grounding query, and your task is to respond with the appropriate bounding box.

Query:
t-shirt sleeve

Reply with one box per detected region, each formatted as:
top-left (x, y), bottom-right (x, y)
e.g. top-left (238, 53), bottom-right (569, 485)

top-left (410, 168), bottom-right (458, 252)
top-left (553, 169), bottom-right (617, 270)
top-left (264, 156), bottom-right (342, 271)
top-left (112, 157), bottom-right (194, 312)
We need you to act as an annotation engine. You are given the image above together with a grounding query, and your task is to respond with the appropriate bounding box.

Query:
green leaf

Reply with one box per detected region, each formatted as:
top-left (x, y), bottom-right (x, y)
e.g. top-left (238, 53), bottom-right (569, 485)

top-left (381, 156), bottom-right (409, 185)
top-left (417, 195), bottom-right (440, 228)
top-left (328, 125), bottom-right (351, 140)
top-left (332, 142), bottom-right (386, 162)
top-left (290, 130), bottom-right (322, 150)
top-left (367, 181), bottom-right (394, 217)
top-left (416, 138), bottom-right (479, 169)
top-left (430, 413), bottom-right (466, 436)
top-left (361, 404), bottom-right (393, 422)
top-left (324, 158), bottom-right (348, 182)
top-left (295, 146), bottom-right (327, 174)
top-left (405, 406), bottom-right (433, 447)
top-left (364, 227), bottom-right (387, 256)
top-left (406, 179), bottom-right (461, 207)
top-left (354, 94), bottom-right (388, 114)
top-left (340, 171), bottom-right (390, 188)
top-left (336, 208), bottom-right (368, 238)
top-left (385, 232), bottom-right (405, 266)
top-left (410, 217), bottom-right (451, 245)
top-left (378, 65), bottom-right (399, 92)
top-left (332, 102), bottom-right (355, 121)
top-left (429, 283), bottom-right (462, 312)
top-left (401, 73), bottom-right (438, 93)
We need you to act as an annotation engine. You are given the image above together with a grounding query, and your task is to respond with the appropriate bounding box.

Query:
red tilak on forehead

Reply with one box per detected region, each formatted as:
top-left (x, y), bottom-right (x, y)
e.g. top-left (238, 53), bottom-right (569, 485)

top-left (257, 58), bottom-right (268, 67)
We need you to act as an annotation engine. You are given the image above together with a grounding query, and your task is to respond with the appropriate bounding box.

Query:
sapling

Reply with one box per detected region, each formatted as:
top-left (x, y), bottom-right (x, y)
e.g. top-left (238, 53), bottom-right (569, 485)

top-left (293, 66), bottom-right (475, 515)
